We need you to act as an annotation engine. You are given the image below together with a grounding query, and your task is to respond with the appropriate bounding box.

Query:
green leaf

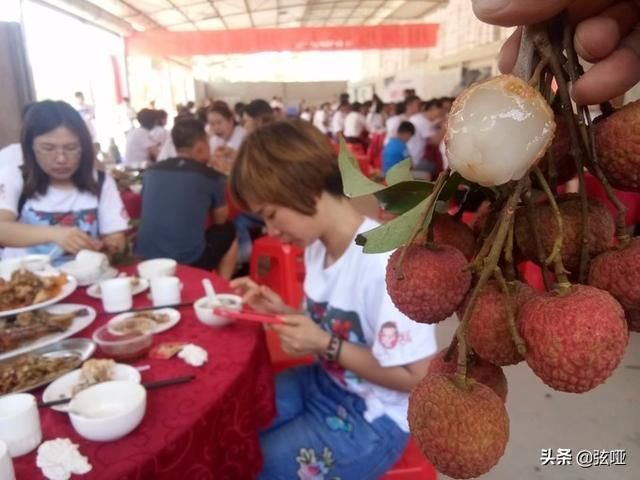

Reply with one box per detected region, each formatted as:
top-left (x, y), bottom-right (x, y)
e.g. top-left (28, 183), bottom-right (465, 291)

top-left (385, 158), bottom-right (413, 185)
top-left (337, 137), bottom-right (382, 197)
top-left (356, 195), bottom-right (431, 253)
top-left (373, 181), bottom-right (433, 214)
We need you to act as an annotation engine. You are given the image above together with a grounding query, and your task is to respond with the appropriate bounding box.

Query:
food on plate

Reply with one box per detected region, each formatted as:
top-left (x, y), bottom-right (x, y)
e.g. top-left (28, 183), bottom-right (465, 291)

top-left (0, 308), bottom-right (88, 353)
top-left (71, 359), bottom-right (116, 395)
top-left (149, 342), bottom-right (186, 360)
top-left (111, 311), bottom-right (170, 335)
top-left (0, 270), bottom-right (68, 312)
top-left (0, 353), bottom-right (80, 395)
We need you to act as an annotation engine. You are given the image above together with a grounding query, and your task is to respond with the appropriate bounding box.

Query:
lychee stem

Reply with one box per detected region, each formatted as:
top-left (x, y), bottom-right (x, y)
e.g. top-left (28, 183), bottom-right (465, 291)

top-left (503, 217), bottom-right (516, 282)
top-left (522, 186), bottom-right (553, 291)
top-left (393, 170), bottom-right (450, 280)
top-left (534, 26), bottom-right (590, 283)
top-left (494, 266), bottom-right (527, 356)
top-left (532, 167), bottom-right (571, 292)
top-left (561, 22), bottom-right (630, 246)
top-left (454, 178), bottom-right (526, 389)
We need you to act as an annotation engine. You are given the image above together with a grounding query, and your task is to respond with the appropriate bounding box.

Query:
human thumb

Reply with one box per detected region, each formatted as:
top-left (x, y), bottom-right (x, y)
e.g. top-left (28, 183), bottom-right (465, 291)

top-left (472, 0), bottom-right (572, 27)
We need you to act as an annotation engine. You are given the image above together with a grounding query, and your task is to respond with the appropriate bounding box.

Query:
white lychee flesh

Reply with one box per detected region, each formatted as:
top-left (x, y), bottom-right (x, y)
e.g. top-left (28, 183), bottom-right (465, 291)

top-left (446, 75), bottom-right (556, 187)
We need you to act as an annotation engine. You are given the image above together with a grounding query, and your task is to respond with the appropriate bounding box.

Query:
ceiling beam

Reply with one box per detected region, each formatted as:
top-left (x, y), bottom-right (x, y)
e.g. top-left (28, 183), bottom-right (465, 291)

top-left (363, 0), bottom-right (386, 24)
top-left (342, 0), bottom-right (364, 25)
top-left (323, 1), bottom-right (339, 27)
top-left (112, 0), bottom-right (163, 30)
top-left (167, 0), bottom-right (199, 30)
top-left (206, 0), bottom-right (229, 29)
top-left (243, 0), bottom-right (256, 27)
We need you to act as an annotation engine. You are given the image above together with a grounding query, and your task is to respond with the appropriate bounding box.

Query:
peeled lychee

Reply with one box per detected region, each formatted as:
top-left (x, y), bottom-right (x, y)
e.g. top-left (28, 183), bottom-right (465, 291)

top-left (446, 74), bottom-right (556, 187)
top-left (589, 238), bottom-right (640, 332)
top-left (408, 374), bottom-right (509, 479)
top-left (386, 244), bottom-right (471, 324)
top-left (432, 213), bottom-right (476, 259)
top-left (595, 100), bottom-right (640, 192)
top-left (465, 281), bottom-right (536, 366)
top-left (514, 193), bottom-right (614, 273)
top-left (519, 285), bottom-right (628, 393)
top-left (428, 349), bottom-right (508, 401)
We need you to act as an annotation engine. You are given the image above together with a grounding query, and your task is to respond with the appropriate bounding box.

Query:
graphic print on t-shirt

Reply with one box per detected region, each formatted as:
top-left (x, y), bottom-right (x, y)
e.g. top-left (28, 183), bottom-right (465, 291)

top-left (307, 298), bottom-right (366, 388)
top-left (20, 206), bottom-right (98, 257)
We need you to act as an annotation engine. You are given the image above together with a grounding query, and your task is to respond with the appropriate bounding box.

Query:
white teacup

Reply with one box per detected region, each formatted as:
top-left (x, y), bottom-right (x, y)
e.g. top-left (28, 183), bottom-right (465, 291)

top-left (0, 441), bottom-right (15, 480)
top-left (101, 278), bottom-right (133, 313)
top-left (0, 394), bottom-right (42, 457)
top-left (150, 276), bottom-right (182, 307)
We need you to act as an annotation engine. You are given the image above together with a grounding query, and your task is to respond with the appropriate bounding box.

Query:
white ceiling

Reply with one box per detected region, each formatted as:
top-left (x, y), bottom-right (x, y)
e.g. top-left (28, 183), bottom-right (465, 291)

top-left (85, 0), bottom-right (447, 31)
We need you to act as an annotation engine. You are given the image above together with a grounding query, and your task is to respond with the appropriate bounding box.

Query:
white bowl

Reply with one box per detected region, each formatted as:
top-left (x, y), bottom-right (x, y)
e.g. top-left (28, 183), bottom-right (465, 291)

top-left (68, 381), bottom-right (146, 442)
top-left (194, 294), bottom-right (242, 327)
top-left (137, 259), bottom-right (177, 279)
top-left (20, 254), bottom-right (50, 272)
top-left (59, 261), bottom-right (105, 285)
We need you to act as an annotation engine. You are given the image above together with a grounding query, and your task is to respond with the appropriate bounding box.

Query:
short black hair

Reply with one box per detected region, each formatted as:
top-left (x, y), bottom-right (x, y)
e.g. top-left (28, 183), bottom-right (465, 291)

top-left (244, 99), bottom-right (273, 119)
top-left (405, 95), bottom-right (421, 107)
top-left (171, 118), bottom-right (207, 150)
top-left (351, 102), bottom-right (362, 111)
top-left (395, 102), bottom-right (406, 115)
top-left (424, 98), bottom-right (443, 110)
top-left (155, 109), bottom-right (168, 123)
top-left (234, 102), bottom-right (246, 115)
top-left (137, 108), bottom-right (156, 129)
top-left (397, 121), bottom-right (415, 136)
top-left (74, 91), bottom-right (83, 98)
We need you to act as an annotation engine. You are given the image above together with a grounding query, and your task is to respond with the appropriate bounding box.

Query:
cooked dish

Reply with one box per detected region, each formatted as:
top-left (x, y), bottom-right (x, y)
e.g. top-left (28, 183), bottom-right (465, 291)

top-left (0, 308), bottom-right (88, 353)
top-left (111, 311), bottom-right (170, 335)
top-left (0, 270), bottom-right (68, 312)
top-left (71, 359), bottom-right (116, 395)
top-left (0, 353), bottom-right (80, 395)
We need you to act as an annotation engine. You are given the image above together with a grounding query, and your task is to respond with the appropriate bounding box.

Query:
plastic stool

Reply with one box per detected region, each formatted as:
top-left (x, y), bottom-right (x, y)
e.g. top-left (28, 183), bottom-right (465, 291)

top-left (383, 439), bottom-right (438, 479)
top-left (249, 236), bottom-right (305, 309)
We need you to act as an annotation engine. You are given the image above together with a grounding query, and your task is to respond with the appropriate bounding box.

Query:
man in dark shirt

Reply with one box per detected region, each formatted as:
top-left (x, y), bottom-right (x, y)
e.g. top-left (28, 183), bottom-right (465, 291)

top-left (136, 119), bottom-right (238, 279)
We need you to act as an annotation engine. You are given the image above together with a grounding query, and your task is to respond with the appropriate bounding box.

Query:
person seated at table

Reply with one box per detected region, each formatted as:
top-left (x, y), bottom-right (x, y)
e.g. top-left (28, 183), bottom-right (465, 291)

top-left (243, 99), bottom-right (274, 134)
top-left (207, 103), bottom-right (246, 176)
top-left (124, 108), bottom-right (160, 168)
top-left (0, 100), bottom-right (128, 264)
top-left (135, 118), bottom-right (238, 279)
top-left (382, 121), bottom-right (415, 176)
top-left (229, 120), bottom-right (437, 480)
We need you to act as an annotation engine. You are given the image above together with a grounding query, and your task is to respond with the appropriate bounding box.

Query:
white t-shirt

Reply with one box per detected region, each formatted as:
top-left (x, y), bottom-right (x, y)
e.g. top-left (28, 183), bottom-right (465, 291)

top-left (384, 114), bottom-right (406, 145)
top-left (125, 127), bottom-right (155, 168)
top-left (331, 111), bottom-right (346, 136)
top-left (209, 125), bottom-right (246, 153)
top-left (300, 111), bottom-right (312, 122)
top-left (157, 138), bottom-right (177, 162)
top-left (313, 110), bottom-right (329, 134)
top-left (366, 112), bottom-right (385, 133)
top-left (407, 113), bottom-right (436, 166)
top-left (150, 126), bottom-right (168, 147)
top-left (0, 166), bottom-right (129, 263)
top-left (344, 112), bottom-right (367, 138)
top-left (76, 103), bottom-right (96, 140)
top-left (0, 143), bottom-right (23, 170)
top-left (304, 217), bottom-right (438, 432)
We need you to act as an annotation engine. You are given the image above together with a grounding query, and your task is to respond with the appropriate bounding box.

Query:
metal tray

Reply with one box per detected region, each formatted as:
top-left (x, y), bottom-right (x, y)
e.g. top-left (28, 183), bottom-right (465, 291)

top-left (0, 338), bottom-right (96, 395)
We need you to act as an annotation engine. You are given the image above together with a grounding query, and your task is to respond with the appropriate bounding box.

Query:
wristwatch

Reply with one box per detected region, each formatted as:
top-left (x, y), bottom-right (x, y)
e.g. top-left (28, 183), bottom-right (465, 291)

top-left (324, 334), bottom-right (343, 363)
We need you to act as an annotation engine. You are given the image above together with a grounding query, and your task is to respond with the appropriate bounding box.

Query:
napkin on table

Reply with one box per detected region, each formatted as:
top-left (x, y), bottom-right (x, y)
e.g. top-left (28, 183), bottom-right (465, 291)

top-left (178, 344), bottom-right (208, 367)
top-left (36, 438), bottom-right (92, 480)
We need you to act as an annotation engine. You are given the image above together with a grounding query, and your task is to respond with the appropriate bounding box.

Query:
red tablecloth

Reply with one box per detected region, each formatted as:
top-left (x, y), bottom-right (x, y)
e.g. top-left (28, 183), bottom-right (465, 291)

top-left (120, 190), bottom-right (142, 220)
top-left (13, 265), bottom-right (275, 480)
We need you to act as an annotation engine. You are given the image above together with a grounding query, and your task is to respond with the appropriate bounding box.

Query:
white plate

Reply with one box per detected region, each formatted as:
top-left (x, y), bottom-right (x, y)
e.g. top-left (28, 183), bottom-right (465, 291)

top-left (0, 274), bottom-right (78, 318)
top-left (86, 277), bottom-right (149, 299)
top-left (106, 308), bottom-right (181, 335)
top-left (42, 363), bottom-right (141, 412)
top-left (0, 303), bottom-right (96, 361)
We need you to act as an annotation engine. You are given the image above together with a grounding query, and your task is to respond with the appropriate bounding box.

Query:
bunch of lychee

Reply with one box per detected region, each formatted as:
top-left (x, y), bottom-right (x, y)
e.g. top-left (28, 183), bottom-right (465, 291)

top-left (383, 76), bottom-right (637, 479)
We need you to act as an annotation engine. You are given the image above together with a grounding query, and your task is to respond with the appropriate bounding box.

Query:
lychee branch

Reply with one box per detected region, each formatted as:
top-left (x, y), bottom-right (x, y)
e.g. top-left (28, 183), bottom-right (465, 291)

top-left (393, 170), bottom-right (451, 280)
top-left (502, 216), bottom-right (516, 282)
top-left (454, 178), bottom-right (526, 388)
top-left (533, 26), bottom-right (590, 282)
top-left (493, 266), bottom-right (526, 356)
top-left (522, 186), bottom-right (552, 290)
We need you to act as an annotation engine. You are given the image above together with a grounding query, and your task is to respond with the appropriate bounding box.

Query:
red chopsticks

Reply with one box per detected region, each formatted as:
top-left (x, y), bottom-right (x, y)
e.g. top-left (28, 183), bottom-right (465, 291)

top-left (212, 307), bottom-right (284, 325)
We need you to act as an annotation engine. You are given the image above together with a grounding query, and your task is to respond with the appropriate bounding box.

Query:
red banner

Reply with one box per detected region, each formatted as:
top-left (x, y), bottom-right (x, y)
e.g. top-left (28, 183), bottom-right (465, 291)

top-left (126, 24), bottom-right (438, 57)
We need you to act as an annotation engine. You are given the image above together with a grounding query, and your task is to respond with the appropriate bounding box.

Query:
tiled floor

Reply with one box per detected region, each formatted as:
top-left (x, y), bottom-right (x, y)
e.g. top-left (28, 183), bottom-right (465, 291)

top-left (435, 320), bottom-right (639, 480)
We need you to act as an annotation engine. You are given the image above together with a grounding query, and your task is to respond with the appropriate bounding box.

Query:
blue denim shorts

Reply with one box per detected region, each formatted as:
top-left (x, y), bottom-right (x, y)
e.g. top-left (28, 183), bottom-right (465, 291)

top-left (259, 364), bottom-right (409, 480)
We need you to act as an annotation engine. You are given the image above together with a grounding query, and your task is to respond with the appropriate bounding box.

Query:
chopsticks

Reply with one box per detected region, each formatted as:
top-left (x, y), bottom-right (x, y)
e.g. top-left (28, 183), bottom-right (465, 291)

top-left (212, 307), bottom-right (284, 325)
top-left (97, 302), bottom-right (195, 316)
top-left (38, 374), bottom-right (195, 408)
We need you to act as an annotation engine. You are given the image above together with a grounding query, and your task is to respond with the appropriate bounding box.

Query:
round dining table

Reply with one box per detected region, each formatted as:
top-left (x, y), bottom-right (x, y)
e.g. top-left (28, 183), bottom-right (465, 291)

top-left (13, 264), bottom-right (276, 480)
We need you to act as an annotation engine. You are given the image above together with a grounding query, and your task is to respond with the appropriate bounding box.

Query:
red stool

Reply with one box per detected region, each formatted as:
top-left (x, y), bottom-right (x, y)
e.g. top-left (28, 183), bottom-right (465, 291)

top-left (383, 439), bottom-right (438, 479)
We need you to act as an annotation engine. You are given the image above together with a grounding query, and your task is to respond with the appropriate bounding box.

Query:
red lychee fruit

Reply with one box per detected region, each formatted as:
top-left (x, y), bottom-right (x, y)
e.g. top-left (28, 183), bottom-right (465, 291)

top-left (386, 244), bottom-right (471, 324)
top-left (428, 348), bottom-right (508, 401)
top-left (432, 213), bottom-right (476, 260)
top-left (464, 281), bottom-right (536, 366)
top-left (514, 193), bottom-right (614, 273)
top-left (519, 285), bottom-right (628, 393)
top-left (408, 374), bottom-right (509, 479)
top-left (595, 100), bottom-right (640, 192)
top-left (589, 238), bottom-right (640, 332)
top-left (537, 115), bottom-right (577, 185)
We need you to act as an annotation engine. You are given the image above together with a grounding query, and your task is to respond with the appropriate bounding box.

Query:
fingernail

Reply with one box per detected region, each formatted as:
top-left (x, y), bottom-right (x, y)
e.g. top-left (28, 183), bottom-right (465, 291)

top-left (473, 0), bottom-right (510, 14)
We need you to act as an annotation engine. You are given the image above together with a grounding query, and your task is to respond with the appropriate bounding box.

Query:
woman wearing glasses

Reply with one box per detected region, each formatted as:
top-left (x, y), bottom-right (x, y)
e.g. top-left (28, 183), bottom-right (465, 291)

top-left (0, 100), bottom-right (129, 264)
